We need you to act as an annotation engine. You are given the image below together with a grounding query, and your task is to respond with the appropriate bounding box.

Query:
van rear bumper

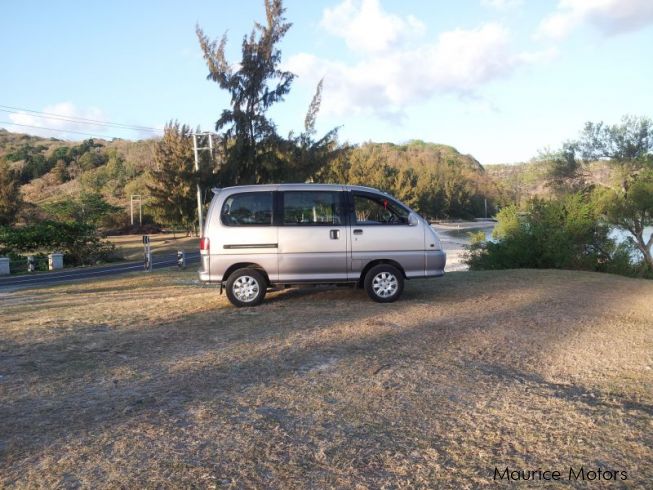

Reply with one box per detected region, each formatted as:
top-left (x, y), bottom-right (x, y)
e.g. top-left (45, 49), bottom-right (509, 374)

top-left (198, 254), bottom-right (211, 282)
top-left (425, 250), bottom-right (446, 277)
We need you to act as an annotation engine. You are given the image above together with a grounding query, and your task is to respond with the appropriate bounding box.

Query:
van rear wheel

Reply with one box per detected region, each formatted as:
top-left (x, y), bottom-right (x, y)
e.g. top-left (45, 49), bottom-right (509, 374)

top-left (225, 268), bottom-right (267, 307)
top-left (364, 264), bottom-right (404, 303)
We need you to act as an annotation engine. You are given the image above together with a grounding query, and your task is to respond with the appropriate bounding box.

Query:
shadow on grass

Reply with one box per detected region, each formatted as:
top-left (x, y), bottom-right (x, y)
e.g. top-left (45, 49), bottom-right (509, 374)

top-left (1, 269), bottom-right (651, 477)
top-left (470, 361), bottom-right (653, 417)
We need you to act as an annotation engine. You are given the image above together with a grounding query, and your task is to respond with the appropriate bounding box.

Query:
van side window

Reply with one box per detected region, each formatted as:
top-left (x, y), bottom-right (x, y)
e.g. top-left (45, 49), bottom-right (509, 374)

top-left (282, 191), bottom-right (343, 225)
top-left (353, 194), bottom-right (409, 225)
top-left (221, 192), bottom-right (273, 226)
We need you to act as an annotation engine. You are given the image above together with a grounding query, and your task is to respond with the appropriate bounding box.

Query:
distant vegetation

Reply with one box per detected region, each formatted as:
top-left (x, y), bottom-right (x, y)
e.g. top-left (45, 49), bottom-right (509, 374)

top-left (0, 130), bottom-right (505, 224)
top-left (468, 115), bottom-right (653, 277)
top-left (0, 0), bottom-right (650, 277)
top-left (317, 140), bottom-right (507, 219)
top-left (1, 117), bottom-right (650, 275)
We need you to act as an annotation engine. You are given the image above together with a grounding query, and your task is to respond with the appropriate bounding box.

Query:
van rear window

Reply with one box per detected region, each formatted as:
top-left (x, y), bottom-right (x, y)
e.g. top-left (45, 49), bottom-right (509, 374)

top-left (221, 192), bottom-right (273, 226)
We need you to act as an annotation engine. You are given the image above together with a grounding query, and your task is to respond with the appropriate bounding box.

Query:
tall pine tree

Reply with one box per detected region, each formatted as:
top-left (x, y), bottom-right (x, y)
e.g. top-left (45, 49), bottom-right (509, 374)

top-left (196, 0), bottom-right (292, 185)
top-left (197, 0), bottom-right (341, 185)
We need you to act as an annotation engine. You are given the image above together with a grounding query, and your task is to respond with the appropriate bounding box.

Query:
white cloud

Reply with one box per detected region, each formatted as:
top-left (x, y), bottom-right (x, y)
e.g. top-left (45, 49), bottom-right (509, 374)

top-left (320, 0), bottom-right (425, 53)
top-left (537, 0), bottom-right (653, 40)
top-left (481, 0), bottom-right (523, 10)
top-left (288, 6), bottom-right (554, 119)
top-left (7, 102), bottom-right (109, 138)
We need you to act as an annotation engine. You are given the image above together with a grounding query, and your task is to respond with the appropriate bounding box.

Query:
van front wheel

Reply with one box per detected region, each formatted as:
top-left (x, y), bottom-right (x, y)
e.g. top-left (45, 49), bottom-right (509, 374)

top-left (225, 268), bottom-right (267, 307)
top-left (364, 264), bottom-right (404, 303)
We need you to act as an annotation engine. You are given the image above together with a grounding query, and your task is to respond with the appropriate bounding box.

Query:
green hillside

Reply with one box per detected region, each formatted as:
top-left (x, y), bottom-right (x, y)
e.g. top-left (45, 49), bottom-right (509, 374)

top-left (5, 129), bottom-right (616, 225)
top-left (485, 160), bottom-right (618, 205)
top-left (1, 130), bottom-right (508, 224)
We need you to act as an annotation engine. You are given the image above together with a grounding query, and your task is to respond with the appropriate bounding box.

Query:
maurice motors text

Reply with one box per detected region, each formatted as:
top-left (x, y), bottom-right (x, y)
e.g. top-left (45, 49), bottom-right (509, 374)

top-left (494, 466), bottom-right (627, 482)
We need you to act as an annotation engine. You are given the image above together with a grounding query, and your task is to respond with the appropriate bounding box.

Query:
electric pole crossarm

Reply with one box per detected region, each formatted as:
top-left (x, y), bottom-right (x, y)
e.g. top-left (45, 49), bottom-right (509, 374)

top-left (192, 132), bottom-right (215, 238)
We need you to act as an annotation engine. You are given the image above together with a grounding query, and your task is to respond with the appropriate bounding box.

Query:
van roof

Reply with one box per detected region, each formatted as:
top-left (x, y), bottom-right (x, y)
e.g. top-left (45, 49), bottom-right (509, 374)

top-left (214, 183), bottom-right (386, 194)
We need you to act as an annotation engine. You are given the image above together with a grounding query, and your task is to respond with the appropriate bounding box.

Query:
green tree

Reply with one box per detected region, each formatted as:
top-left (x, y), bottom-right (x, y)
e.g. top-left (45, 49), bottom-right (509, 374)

top-left (577, 115), bottom-right (653, 271)
top-left (541, 142), bottom-right (585, 195)
top-left (42, 193), bottom-right (122, 228)
top-left (7, 144), bottom-right (50, 183)
top-left (595, 169), bottom-right (653, 270)
top-left (0, 221), bottom-right (114, 266)
top-left (52, 159), bottom-right (68, 184)
top-left (196, 0), bottom-right (293, 185)
top-left (197, 0), bottom-right (340, 185)
top-left (147, 122), bottom-right (201, 234)
top-left (102, 150), bottom-right (131, 197)
top-left (466, 194), bottom-right (616, 272)
top-left (0, 158), bottom-right (23, 226)
top-left (578, 115), bottom-right (652, 190)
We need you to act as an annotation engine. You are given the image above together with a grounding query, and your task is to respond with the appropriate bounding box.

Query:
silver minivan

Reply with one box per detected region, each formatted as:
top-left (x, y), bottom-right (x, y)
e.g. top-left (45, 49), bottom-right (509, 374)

top-left (199, 184), bottom-right (446, 307)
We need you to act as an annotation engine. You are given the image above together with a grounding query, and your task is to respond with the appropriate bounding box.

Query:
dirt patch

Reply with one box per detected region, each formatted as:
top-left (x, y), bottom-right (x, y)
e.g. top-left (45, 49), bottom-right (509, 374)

top-left (1, 269), bottom-right (651, 488)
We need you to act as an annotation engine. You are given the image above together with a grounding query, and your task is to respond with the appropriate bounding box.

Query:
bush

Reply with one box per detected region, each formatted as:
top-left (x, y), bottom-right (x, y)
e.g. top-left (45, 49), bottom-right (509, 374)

top-left (0, 221), bottom-right (115, 266)
top-left (465, 194), bottom-right (617, 272)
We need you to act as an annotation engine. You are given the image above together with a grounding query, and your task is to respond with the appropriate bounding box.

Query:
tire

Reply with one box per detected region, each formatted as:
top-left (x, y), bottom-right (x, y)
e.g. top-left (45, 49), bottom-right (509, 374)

top-left (364, 264), bottom-right (404, 303)
top-left (225, 268), bottom-right (267, 307)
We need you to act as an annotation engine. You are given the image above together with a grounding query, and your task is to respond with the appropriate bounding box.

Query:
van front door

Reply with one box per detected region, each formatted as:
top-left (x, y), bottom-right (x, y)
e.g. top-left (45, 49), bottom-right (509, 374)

top-left (277, 190), bottom-right (348, 282)
top-left (349, 191), bottom-right (425, 279)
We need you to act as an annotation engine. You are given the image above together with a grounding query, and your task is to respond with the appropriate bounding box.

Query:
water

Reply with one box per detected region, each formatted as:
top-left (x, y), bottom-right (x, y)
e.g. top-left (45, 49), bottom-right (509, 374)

top-left (437, 224), bottom-right (651, 257)
top-left (610, 226), bottom-right (652, 247)
top-left (436, 226), bottom-right (494, 242)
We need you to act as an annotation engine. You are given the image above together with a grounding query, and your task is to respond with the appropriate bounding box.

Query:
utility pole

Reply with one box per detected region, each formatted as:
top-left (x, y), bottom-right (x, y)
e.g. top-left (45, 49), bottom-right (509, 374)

top-left (130, 194), bottom-right (143, 226)
top-left (192, 133), bottom-right (215, 237)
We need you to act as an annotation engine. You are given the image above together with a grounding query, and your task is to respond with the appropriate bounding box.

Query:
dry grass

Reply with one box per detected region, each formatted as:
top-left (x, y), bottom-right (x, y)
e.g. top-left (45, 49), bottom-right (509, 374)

top-left (1, 269), bottom-right (652, 488)
top-left (108, 233), bottom-right (199, 260)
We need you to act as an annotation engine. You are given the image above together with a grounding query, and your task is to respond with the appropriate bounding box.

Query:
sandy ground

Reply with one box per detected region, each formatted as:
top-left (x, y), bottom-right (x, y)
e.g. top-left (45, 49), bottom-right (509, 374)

top-left (432, 221), bottom-right (496, 272)
top-left (1, 268), bottom-right (651, 488)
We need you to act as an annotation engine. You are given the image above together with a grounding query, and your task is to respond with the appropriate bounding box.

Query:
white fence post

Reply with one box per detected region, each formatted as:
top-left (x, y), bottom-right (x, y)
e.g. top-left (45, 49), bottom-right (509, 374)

top-left (48, 253), bottom-right (64, 271)
top-left (0, 257), bottom-right (9, 275)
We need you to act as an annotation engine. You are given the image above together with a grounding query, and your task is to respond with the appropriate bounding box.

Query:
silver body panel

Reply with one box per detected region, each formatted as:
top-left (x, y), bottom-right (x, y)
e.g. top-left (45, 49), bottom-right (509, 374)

top-left (198, 184), bottom-right (446, 285)
top-left (278, 225), bottom-right (349, 281)
top-left (350, 222), bottom-right (426, 279)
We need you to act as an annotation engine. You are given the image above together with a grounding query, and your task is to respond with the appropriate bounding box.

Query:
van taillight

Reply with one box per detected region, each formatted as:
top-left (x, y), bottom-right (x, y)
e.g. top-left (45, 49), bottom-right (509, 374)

top-left (200, 237), bottom-right (210, 252)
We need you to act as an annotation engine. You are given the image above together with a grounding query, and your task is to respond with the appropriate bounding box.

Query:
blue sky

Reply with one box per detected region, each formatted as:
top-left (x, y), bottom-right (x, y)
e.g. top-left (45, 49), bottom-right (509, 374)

top-left (2, 0), bottom-right (653, 164)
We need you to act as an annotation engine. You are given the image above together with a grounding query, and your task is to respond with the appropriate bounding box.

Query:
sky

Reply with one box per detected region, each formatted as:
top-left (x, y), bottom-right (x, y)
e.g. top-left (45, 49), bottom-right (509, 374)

top-left (1, 0), bottom-right (653, 164)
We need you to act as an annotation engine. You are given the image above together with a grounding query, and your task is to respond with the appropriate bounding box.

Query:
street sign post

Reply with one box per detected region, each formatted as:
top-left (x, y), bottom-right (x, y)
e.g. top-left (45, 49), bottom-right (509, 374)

top-left (143, 235), bottom-right (152, 272)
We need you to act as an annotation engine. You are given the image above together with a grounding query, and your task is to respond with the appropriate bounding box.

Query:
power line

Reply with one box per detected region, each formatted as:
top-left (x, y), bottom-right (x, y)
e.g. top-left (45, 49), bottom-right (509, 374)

top-left (0, 120), bottom-right (124, 140)
top-left (0, 104), bottom-right (163, 133)
top-left (0, 104), bottom-right (162, 132)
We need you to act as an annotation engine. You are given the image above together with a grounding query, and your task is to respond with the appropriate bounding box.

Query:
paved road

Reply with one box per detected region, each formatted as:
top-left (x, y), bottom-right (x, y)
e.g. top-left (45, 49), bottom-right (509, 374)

top-left (0, 252), bottom-right (200, 290)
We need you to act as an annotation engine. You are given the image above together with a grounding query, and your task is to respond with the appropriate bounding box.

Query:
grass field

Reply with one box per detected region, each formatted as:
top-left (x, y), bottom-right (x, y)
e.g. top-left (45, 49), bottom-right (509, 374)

top-left (1, 269), bottom-right (652, 487)
top-left (108, 233), bottom-right (199, 261)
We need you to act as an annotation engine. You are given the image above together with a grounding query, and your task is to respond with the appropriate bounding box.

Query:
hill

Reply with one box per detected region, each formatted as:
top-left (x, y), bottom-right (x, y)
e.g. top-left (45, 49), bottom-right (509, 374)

top-left (485, 160), bottom-right (618, 204)
top-left (0, 129), bottom-right (156, 227)
top-left (1, 130), bottom-right (499, 223)
top-left (4, 129), bottom-right (616, 223)
top-left (357, 140), bottom-right (484, 173)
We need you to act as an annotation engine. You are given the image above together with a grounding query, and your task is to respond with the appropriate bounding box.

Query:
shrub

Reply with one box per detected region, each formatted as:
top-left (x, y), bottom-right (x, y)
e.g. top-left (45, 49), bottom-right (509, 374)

top-left (0, 221), bottom-right (115, 266)
top-left (465, 194), bottom-right (616, 272)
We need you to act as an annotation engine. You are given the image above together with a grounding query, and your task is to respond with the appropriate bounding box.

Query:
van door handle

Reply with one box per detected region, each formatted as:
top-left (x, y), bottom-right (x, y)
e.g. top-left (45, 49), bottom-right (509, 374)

top-left (353, 229), bottom-right (363, 235)
top-left (330, 229), bottom-right (340, 239)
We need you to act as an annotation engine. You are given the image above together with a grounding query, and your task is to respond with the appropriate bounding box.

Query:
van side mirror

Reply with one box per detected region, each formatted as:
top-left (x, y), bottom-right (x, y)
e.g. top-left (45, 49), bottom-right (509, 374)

top-left (408, 213), bottom-right (419, 226)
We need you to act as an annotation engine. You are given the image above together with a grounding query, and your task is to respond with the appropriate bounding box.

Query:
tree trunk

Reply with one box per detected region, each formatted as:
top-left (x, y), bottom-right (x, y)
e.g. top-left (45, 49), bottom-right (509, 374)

top-left (633, 230), bottom-right (653, 271)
